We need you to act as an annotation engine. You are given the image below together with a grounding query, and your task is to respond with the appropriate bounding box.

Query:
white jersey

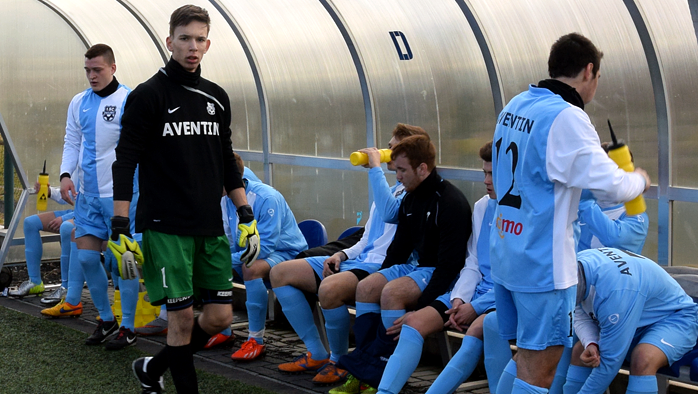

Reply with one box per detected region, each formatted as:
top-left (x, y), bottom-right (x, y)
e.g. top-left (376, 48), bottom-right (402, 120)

top-left (60, 84), bottom-right (130, 197)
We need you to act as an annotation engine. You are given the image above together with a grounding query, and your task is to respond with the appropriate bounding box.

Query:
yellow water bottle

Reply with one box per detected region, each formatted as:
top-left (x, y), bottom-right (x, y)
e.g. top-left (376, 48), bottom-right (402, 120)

top-left (606, 120), bottom-right (646, 216)
top-left (36, 160), bottom-right (49, 211)
top-left (350, 149), bottom-right (392, 166)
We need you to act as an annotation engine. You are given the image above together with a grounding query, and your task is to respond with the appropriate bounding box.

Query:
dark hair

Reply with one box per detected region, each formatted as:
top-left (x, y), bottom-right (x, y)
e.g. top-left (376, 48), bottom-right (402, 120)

top-left (548, 33), bottom-right (603, 78)
top-left (84, 44), bottom-right (115, 64)
top-left (391, 135), bottom-right (436, 171)
top-left (601, 141), bottom-right (634, 163)
top-left (169, 5), bottom-right (211, 37)
top-left (479, 141), bottom-right (492, 162)
top-left (233, 152), bottom-right (245, 174)
top-left (392, 123), bottom-right (429, 141)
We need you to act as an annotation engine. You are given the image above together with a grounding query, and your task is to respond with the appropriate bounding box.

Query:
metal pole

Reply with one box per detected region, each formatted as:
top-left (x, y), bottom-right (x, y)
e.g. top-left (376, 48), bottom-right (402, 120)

top-left (4, 144), bottom-right (13, 229)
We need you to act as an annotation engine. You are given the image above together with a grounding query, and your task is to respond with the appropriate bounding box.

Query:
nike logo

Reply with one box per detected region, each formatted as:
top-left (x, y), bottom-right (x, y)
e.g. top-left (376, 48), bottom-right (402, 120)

top-left (228, 277), bottom-right (234, 282)
top-left (406, 213), bottom-right (412, 216)
top-left (126, 336), bottom-right (136, 344)
top-left (660, 338), bottom-right (675, 348)
top-left (59, 307), bottom-right (77, 313)
top-left (168, 107), bottom-right (180, 114)
top-left (422, 278), bottom-right (428, 285)
top-left (82, 108), bottom-right (91, 112)
top-left (101, 327), bottom-right (112, 336)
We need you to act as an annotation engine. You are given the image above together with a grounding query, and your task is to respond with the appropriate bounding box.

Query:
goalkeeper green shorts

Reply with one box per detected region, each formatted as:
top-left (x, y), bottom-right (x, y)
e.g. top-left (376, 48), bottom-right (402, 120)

top-left (142, 229), bottom-right (233, 306)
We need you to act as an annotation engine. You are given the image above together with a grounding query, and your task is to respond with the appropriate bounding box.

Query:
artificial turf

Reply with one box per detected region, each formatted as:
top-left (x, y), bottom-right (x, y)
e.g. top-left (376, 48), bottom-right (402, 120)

top-left (0, 306), bottom-right (276, 394)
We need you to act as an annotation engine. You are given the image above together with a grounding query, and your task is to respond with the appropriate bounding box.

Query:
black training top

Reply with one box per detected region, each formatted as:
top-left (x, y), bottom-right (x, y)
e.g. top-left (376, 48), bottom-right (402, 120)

top-left (113, 58), bottom-right (243, 237)
top-left (380, 169), bottom-right (472, 309)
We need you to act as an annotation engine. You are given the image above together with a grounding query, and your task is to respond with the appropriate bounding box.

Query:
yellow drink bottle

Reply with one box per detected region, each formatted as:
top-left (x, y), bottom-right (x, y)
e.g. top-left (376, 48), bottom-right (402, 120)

top-left (36, 160), bottom-right (49, 211)
top-left (606, 120), bottom-right (646, 216)
top-left (350, 149), bottom-right (392, 166)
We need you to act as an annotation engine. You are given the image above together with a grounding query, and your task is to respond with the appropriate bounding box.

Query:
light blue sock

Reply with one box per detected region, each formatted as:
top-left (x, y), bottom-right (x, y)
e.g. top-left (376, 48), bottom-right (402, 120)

top-left (322, 305), bottom-right (350, 362)
top-left (244, 278), bottom-right (268, 344)
top-left (562, 365), bottom-right (592, 394)
top-left (626, 375), bottom-right (657, 394)
top-left (59, 220), bottom-right (73, 287)
top-left (484, 312), bottom-right (512, 393)
top-left (512, 378), bottom-right (548, 394)
top-left (220, 327), bottom-right (232, 336)
top-left (381, 309), bottom-right (405, 331)
top-left (23, 215), bottom-right (43, 285)
top-left (497, 360), bottom-right (517, 394)
top-left (378, 324), bottom-right (424, 394)
top-left (425, 335), bottom-right (483, 394)
top-left (355, 301), bottom-right (380, 317)
top-left (79, 249), bottom-right (113, 321)
top-left (275, 285), bottom-right (328, 360)
top-left (549, 346), bottom-right (572, 394)
top-left (65, 242), bottom-right (84, 305)
top-left (118, 276), bottom-right (139, 330)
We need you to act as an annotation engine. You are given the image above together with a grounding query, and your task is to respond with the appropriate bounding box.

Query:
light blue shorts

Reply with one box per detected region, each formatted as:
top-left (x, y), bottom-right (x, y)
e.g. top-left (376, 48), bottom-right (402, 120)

top-left (74, 193), bottom-right (137, 240)
top-left (630, 304), bottom-right (698, 365)
top-left (304, 256), bottom-right (381, 280)
top-left (378, 264), bottom-right (435, 292)
top-left (494, 282), bottom-right (576, 350)
top-left (232, 249), bottom-right (300, 278)
top-left (54, 209), bottom-right (73, 218)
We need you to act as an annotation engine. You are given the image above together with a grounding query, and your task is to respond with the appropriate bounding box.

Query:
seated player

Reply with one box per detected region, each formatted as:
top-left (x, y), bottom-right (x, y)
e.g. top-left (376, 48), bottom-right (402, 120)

top-left (269, 124), bottom-right (427, 385)
top-left (563, 248), bottom-right (698, 394)
top-left (378, 141), bottom-right (496, 394)
top-left (10, 184), bottom-right (73, 300)
top-left (212, 153), bottom-right (307, 360)
top-left (334, 135), bottom-right (471, 392)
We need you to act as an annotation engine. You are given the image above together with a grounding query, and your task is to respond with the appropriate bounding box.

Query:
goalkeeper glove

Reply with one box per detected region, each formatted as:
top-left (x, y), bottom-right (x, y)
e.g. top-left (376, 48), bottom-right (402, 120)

top-left (237, 205), bottom-right (260, 267)
top-left (107, 216), bottom-right (143, 280)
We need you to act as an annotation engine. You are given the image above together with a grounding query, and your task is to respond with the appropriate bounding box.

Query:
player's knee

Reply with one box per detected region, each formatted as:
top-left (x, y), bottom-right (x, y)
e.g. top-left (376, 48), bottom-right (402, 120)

top-left (60, 219), bottom-right (74, 235)
top-left (356, 275), bottom-right (382, 302)
top-left (630, 348), bottom-right (664, 375)
top-left (24, 215), bottom-right (42, 233)
top-left (268, 264), bottom-right (284, 288)
top-left (466, 317), bottom-right (485, 339)
top-left (242, 260), bottom-right (268, 281)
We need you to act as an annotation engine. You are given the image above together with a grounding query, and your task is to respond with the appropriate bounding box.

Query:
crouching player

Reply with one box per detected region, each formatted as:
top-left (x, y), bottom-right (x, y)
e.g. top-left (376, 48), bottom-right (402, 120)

top-left (211, 153), bottom-right (307, 359)
top-left (563, 248), bottom-right (698, 394)
top-left (377, 141), bottom-right (496, 394)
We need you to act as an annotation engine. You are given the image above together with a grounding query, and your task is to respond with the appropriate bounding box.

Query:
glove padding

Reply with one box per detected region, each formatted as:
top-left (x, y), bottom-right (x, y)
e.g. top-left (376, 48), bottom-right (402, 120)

top-left (237, 205), bottom-right (260, 268)
top-left (107, 216), bottom-right (144, 280)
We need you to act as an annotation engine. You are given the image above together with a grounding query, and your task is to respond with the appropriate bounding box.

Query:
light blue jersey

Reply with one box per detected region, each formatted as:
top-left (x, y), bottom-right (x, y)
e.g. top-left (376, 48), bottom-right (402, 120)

top-left (61, 84), bottom-right (137, 197)
top-left (223, 179), bottom-right (307, 266)
top-left (575, 248), bottom-right (698, 393)
top-left (577, 200), bottom-right (648, 254)
top-left (490, 85), bottom-right (646, 293)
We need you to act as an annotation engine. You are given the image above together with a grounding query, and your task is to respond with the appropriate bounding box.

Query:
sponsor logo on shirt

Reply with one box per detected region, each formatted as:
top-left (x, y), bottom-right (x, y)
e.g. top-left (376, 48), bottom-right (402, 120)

top-left (496, 213), bottom-right (523, 238)
top-left (103, 105), bottom-right (117, 122)
top-left (162, 121), bottom-right (220, 137)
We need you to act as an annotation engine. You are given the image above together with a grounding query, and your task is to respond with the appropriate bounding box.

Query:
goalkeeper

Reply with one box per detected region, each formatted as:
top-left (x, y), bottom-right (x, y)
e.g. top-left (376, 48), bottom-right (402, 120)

top-left (110, 5), bottom-right (260, 392)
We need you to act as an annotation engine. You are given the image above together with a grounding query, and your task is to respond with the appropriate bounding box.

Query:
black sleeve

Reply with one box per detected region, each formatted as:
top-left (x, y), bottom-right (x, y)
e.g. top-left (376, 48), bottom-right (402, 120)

top-left (416, 192), bottom-right (472, 309)
top-left (219, 89), bottom-right (244, 194)
top-left (113, 86), bottom-right (154, 201)
top-left (295, 228), bottom-right (365, 259)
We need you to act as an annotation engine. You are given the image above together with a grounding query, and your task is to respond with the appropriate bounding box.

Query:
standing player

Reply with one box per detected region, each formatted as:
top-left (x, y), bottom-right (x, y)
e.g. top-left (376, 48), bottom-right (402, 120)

top-left (490, 33), bottom-right (650, 394)
top-left (110, 5), bottom-right (259, 393)
top-left (563, 248), bottom-right (698, 394)
top-left (56, 43), bottom-right (141, 349)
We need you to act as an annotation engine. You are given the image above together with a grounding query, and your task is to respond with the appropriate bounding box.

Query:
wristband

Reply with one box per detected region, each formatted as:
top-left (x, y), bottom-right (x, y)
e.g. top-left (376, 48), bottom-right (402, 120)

top-left (60, 172), bottom-right (71, 181)
top-left (237, 204), bottom-right (254, 223)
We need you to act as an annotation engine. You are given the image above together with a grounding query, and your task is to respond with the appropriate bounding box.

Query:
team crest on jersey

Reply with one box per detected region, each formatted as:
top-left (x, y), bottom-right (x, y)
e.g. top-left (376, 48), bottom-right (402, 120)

top-left (207, 102), bottom-right (215, 115)
top-left (102, 106), bottom-right (117, 122)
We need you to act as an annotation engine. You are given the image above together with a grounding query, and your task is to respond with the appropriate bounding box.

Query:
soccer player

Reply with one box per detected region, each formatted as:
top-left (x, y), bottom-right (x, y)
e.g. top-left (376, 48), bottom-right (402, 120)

top-left (334, 134), bottom-right (471, 392)
top-left (269, 124), bottom-right (426, 386)
top-left (563, 248), bottom-right (698, 394)
top-left (378, 141), bottom-right (497, 394)
top-left (489, 33), bottom-right (650, 394)
top-left (206, 154), bottom-right (307, 359)
top-left (111, 5), bottom-right (259, 393)
top-left (10, 184), bottom-right (73, 301)
top-left (53, 43), bottom-right (141, 350)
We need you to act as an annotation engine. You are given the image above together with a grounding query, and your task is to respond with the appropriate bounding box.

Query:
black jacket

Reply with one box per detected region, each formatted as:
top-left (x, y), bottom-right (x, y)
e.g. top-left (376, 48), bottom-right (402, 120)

top-left (113, 59), bottom-right (243, 236)
top-left (381, 169), bottom-right (471, 309)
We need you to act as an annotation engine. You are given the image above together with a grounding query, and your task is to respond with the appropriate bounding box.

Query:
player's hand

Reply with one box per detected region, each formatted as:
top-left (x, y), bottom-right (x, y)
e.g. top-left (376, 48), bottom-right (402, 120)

top-left (60, 177), bottom-right (76, 205)
top-left (322, 253), bottom-right (343, 278)
top-left (358, 147), bottom-right (382, 169)
top-left (386, 312), bottom-right (411, 340)
top-left (445, 300), bottom-right (476, 332)
top-left (634, 168), bottom-right (651, 192)
top-left (107, 216), bottom-right (143, 280)
top-left (237, 205), bottom-right (260, 268)
top-left (46, 216), bottom-right (63, 233)
top-left (581, 343), bottom-right (601, 368)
